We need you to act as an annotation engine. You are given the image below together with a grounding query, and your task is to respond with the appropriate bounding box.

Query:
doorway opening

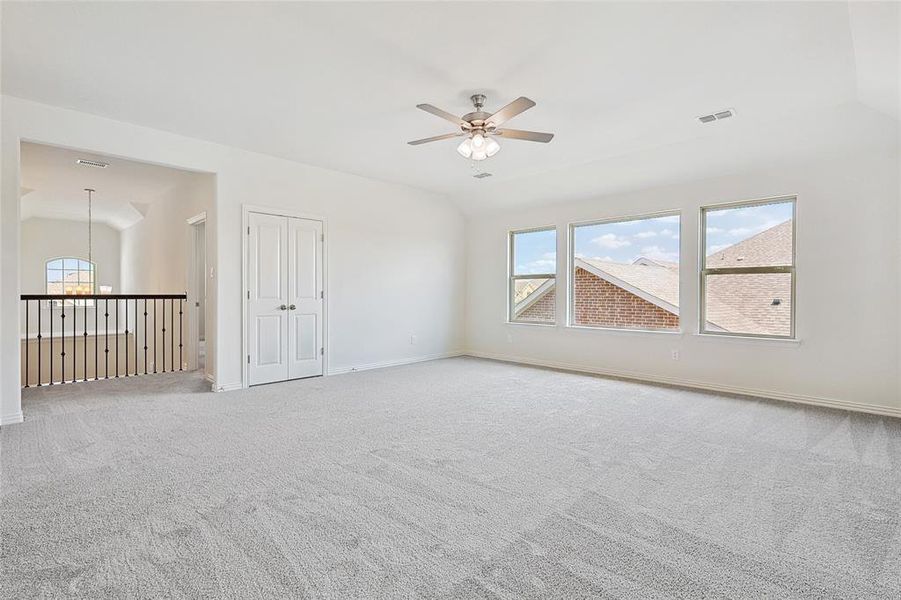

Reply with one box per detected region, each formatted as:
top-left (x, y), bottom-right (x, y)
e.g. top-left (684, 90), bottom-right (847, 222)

top-left (187, 214), bottom-right (207, 374)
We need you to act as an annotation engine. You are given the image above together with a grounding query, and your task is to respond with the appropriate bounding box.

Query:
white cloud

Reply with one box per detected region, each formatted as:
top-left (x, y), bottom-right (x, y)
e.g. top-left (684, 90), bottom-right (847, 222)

top-left (591, 233), bottom-right (631, 249)
top-left (706, 226), bottom-right (725, 234)
top-left (638, 245), bottom-right (679, 262)
top-left (659, 228), bottom-right (676, 238)
top-left (634, 231), bottom-right (657, 239)
top-left (706, 243), bottom-right (731, 255)
top-left (540, 251), bottom-right (556, 260)
top-left (519, 259), bottom-right (555, 273)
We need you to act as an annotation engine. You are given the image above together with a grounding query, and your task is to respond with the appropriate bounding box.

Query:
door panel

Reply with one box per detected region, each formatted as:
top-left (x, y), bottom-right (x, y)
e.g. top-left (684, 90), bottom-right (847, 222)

top-left (256, 315), bottom-right (283, 365)
top-left (294, 313), bottom-right (317, 361)
top-left (288, 217), bottom-right (324, 379)
top-left (247, 213), bottom-right (289, 385)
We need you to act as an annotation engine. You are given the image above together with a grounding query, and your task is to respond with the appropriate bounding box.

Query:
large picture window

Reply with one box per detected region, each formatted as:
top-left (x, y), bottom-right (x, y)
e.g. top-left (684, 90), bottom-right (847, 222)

top-left (509, 227), bottom-right (556, 324)
top-left (569, 213), bottom-right (680, 331)
top-left (700, 197), bottom-right (796, 338)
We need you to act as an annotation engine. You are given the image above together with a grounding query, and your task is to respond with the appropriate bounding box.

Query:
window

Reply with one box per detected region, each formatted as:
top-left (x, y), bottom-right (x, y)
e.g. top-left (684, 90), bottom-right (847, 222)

top-left (46, 257), bottom-right (95, 306)
top-left (570, 213), bottom-right (680, 331)
top-left (700, 197), bottom-right (795, 338)
top-left (509, 227), bottom-right (556, 324)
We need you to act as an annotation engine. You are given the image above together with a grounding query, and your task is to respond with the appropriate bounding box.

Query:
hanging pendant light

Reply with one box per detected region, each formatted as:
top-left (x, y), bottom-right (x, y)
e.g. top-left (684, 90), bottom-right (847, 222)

top-left (84, 188), bottom-right (94, 296)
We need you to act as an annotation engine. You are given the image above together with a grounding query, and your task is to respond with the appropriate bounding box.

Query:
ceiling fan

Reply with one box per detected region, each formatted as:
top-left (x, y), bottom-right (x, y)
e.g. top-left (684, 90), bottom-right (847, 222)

top-left (408, 94), bottom-right (554, 161)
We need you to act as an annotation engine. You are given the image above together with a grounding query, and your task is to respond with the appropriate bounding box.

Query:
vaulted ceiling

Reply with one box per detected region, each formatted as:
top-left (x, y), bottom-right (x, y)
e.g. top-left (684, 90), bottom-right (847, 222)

top-left (3, 2), bottom-right (898, 213)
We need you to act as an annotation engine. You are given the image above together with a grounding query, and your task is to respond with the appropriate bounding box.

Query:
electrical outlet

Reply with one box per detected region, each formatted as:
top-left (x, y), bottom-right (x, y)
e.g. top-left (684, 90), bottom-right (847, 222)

top-left (671, 349), bottom-right (680, 361)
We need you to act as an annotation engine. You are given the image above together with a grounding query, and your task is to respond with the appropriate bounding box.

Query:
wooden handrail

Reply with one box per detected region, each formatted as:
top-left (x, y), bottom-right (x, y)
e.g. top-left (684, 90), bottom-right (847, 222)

top-left (21, 293), bottom-right (186, 300)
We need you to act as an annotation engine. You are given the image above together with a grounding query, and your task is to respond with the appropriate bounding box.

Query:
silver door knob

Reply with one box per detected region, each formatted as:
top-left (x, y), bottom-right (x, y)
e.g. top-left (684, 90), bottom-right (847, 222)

top-left (279, 304), bottom-right (287, 310)
top-left (289, 304), bottom-right (296, 310)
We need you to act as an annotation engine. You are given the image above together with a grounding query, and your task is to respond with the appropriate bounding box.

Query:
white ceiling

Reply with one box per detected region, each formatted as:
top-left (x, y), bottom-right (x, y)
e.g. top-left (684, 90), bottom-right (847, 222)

top-left (3, 2), bottom-right (898, 213)
top-left (20, 142), bottom-right (201, 230)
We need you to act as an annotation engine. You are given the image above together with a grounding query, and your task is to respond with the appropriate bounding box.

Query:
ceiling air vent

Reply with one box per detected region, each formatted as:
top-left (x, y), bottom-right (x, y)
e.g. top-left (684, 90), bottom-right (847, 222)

top-left (697, 108), bottom-right (735, 124)
top-left (75, 158), bottom-right (110, 169)
top-left (473, 172), bottom-right (492, 179)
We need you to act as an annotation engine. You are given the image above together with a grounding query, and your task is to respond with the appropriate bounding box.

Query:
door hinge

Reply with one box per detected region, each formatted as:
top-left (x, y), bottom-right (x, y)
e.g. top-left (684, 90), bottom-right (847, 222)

top-left (247, 226), bottom-right (251, 235)
top-left (320, 233), bottom-right (324, 242)
top-left (247, 354), bottom-right (251, 364)
top-left (320, 347), bottom-right (324, 356)
top-left (320, 290), bottom-right (324, 299)
top-left (247, 290), bottom-right (250, 299)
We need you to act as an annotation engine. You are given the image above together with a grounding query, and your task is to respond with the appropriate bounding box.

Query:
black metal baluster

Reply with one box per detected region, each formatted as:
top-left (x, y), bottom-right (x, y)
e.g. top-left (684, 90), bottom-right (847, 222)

top-left (49, 301), bottom-right (54, 385)
top-left (170, 298), bottom-right (174, 372)
top-left (72, 299), bottom-right (77, 383)
top-left (179, 299), bottom-right (183, 371)
top-left (24, 300), bottom-right (29, 387)
top-left (154, 299), bottom-right (158, 374)
top-left (125, 299), bottom-right (129, 377)
top-left (144, 299), bottom-right (148, 375)
top-left (135, 300), bottom-right (140, 376)
top-left (116, 299), bottom-right (120, 377)
top-left (83, 302), bottom-right (88, 382)
top-left (60, 303), bottom-right (66, 384)
top-left (95, 300), bottom-right (99, 380)
top-left (105, 298), bottom-right (109, 379)
top-left (162, 299), bottom-right (166, 373)
top-left (37, 302), bottom-right (42, 386)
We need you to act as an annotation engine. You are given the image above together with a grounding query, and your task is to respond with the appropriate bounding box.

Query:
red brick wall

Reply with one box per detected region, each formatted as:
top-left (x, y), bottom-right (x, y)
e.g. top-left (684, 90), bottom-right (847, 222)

top-left (573, 267), bottom-right (678, 330)
top-left (517, 287), bottom-right (555, 322)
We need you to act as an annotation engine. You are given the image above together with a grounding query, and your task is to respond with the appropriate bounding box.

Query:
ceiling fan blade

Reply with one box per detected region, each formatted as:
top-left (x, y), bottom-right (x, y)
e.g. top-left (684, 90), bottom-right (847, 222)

top-left (487, 97), bottom-right (536, 126)
top-left (416, 104), bottom-right (470, 128)
top-left (494, 129), bottom-right (554, 143)
top-left (407, 132), bottom-right (466, 145)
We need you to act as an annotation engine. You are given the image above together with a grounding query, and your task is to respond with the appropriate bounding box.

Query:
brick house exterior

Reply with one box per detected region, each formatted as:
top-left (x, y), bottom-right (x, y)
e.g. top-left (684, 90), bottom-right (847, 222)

top-left (518, 287), bottom-right (555, 322)
top-left (572, 267), bottom-right (679, 329)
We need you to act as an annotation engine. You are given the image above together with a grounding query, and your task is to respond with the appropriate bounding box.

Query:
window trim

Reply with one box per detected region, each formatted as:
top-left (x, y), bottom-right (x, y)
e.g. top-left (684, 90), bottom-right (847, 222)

top-left (699, 195), bottom-right (797, 340)
top-left (507, 225), bottom-right (557, 325)
top-left (567, 209), bottom-right (682, 332)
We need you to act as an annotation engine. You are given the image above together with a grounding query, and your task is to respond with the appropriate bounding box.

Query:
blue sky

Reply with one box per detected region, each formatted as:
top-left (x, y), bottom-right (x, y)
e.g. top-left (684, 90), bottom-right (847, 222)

top-left (513, 201), bottom-right (793, 274)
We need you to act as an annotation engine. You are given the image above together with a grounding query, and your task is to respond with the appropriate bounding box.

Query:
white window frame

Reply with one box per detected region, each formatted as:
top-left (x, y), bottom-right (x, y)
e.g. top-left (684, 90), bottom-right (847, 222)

top-left (699, 195), bottom-right (797, 340)
top-left (567, 210), bottom-right (682, 333)
top-left (508, 225), bottom-right (557, 325)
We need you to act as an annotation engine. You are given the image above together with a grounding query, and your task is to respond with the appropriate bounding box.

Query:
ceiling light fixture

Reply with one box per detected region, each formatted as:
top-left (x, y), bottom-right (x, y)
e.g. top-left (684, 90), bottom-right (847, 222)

top-left (409, 94), bottom-right (554, 163)
top-left (456, 132), bottom-right (501, 161)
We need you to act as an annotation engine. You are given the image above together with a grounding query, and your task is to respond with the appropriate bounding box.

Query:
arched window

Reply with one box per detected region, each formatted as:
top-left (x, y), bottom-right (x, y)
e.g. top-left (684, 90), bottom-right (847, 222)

top-left (46, 258), bottom-right (95, 305)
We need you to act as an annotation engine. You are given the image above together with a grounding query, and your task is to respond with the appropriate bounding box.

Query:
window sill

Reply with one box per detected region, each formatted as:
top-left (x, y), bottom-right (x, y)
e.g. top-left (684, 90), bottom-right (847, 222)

top-left (692, 333), bottom-right (801, 346)
top-left (505, 321), bottom-right (557, 328)
top-left (566, 324), bottom-right (683, 336)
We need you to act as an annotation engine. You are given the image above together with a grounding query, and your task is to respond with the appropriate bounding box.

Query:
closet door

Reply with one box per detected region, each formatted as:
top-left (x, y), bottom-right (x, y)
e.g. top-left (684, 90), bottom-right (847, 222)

top-left (247, 212), bottom-right (289, 385)
top-left (287, 217), bottom-right (324, 379)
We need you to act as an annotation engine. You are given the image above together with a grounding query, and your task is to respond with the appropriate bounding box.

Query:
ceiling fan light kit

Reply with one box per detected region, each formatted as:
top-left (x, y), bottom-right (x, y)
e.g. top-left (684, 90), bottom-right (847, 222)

top-left (409, 94), bottom-right (554, 163)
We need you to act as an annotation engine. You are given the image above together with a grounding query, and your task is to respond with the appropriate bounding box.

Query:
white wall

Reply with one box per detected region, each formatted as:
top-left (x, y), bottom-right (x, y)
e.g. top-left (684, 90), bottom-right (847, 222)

top-left (20, 217), bottom-right (120, 295)
top-left (1, 96), bottom-right (466, 423)
top-left (463, 151), bottom-right (901, 414)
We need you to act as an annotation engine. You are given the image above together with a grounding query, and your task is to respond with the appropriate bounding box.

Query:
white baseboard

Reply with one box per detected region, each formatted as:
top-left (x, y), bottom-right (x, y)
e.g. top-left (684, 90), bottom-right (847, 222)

top-left (207, 374), bottom-right (242, 393)
top-left (328, 351), bottom-right (464, 376)
top-left (1, 411), bottom-right (25, 426)
top-left (465, 351), bottom-right (901, 419)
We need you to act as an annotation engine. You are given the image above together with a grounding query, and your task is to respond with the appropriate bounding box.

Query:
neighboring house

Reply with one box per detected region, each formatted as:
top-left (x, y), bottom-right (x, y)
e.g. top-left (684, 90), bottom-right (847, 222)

top-left (514, 219), bottom-right (792, 335)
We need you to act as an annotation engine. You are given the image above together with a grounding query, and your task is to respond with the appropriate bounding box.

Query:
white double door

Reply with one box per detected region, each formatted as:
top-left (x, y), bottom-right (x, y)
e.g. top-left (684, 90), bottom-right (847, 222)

top-left (247, 212), bottom-right (323, 385)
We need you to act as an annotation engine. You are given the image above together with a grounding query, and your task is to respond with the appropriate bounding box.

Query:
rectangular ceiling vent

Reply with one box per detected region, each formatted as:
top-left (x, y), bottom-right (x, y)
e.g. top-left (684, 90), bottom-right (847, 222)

top-left (473, 172), bottom-right (492, 179)
top-left (75, 158), bottom-right (110, 169)
top-left (697, 108), bottom-right (735, 124)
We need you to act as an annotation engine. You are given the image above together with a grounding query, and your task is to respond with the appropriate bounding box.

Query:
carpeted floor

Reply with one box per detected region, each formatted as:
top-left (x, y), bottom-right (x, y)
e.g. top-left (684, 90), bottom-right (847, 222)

top-left (2, 357), bottom-right (899, 599)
